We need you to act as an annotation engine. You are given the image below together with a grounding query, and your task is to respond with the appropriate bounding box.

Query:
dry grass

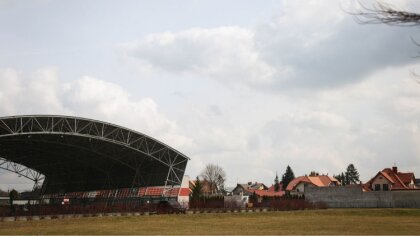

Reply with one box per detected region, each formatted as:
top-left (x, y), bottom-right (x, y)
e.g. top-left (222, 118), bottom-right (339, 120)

top-left (1, 208), bottom-right (420, 235)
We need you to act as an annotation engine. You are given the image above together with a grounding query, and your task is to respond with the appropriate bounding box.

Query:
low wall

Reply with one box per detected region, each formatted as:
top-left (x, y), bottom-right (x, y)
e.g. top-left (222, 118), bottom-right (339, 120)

top-left (305, 185), bottom-right (420, 208)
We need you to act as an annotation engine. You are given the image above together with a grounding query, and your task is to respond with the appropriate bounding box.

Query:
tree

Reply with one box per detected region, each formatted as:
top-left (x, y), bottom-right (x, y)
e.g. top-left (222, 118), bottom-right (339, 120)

top-left (350, 1), bottom-right (420, 80)
top-left (351, 1), bottom-right (420, 27)
top-left (274, 172), bottom-right (280, 192)
top-left (340, 172), bottom-right (346, 185)
top-left (9, 189), bottom-right (19, 205)
top-left (309, 171), bottom-right (319, 177)
top-left (281, 165), bottom-right (295, 190)
top-left (334, 164), bottom-right (360, 186)
top-left (200, 163), bottom-right (226, 195)
top-left (190, 176), bottom-right (203, 201)
top-left (334, 172), bottom-right (347, 185)
top-left (345, 163), bottom-right (360, 185)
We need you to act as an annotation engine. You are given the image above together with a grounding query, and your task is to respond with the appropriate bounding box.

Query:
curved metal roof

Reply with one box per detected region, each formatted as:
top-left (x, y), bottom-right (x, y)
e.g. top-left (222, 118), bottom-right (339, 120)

top-left (0, 115), bottom-right (189, 194)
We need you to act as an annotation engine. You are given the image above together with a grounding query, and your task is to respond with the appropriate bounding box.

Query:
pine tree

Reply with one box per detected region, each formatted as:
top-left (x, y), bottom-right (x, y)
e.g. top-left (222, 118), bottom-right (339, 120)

top-left (333, 173), bottom-right (340, 183)
top-left (345, 172), bottom-right (350, 185)
top-left (281, 165), bottom-right (295, 190)
top-left (341, 172), bottom-right (346, 185)
top-left (334, 172), bottom-right (347, 185)
top-left (190, 176), bottom-right (203, 201)
top-left (345, 164), bottom-right (360, 184)
top-left (274, 172), bottom-right (280, 192)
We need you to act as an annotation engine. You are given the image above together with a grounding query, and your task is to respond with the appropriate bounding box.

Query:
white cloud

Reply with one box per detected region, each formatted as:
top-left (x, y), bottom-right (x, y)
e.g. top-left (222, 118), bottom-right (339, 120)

top-left (121, 0), bottom-right (419, 90)
top-left (0, 68), bottom-right (193, 190)
top-left (0, 68), bottom-right (22, 114)
top-left (62, 76), bottom-right (177, 138)
top-left (120, 26), bottom-right (280, 87)
top-left (0, 68), bottom-right (182, 141)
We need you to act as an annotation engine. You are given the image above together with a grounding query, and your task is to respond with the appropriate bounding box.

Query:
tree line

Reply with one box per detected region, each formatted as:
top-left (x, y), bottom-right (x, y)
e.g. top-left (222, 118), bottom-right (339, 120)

top-left (191, 162), bottom-right (361, 200)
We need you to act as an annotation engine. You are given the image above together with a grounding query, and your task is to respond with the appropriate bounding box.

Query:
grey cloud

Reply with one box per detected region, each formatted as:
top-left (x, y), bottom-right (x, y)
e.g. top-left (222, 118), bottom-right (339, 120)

top-left (256, 19), bottom-right (418, 89)
top-left (121, 1), bottom-right (420, 91)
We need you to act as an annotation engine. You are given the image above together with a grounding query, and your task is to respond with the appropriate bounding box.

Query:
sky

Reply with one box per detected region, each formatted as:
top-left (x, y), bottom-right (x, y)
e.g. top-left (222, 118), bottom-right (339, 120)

top-left (1, 0), bottom-right (420, 191)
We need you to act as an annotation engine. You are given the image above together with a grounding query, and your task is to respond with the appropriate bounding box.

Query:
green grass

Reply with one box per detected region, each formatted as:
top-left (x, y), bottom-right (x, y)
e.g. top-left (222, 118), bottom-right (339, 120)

top-left (1, 209), bottom-right (420, 235)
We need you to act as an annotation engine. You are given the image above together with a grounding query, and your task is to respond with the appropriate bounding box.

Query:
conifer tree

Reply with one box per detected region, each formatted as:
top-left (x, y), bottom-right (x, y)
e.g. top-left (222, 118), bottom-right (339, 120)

top-left (345, 164), bottom-right (360, 184)
top-left (281, 165), bottom-right (295, 190)
top-left (190, 176), bottom-right (203, 201)
top-left (274, 172), bottom-right (280, 192)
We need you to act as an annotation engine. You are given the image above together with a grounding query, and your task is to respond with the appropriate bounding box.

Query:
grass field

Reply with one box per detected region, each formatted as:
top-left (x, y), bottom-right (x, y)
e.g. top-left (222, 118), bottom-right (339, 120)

top-left (1, 208), bottom-right (420, 235)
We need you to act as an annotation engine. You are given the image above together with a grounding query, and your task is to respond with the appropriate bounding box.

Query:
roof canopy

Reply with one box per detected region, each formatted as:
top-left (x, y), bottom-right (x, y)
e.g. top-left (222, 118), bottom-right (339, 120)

top-left (0, 115), bottom-right (189, 194)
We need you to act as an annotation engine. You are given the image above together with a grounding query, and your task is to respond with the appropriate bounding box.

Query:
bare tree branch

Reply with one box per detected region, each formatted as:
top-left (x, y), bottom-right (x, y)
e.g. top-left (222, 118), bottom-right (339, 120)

top-left (200, 163), bottom-right (226, 195)
top-left (350, 1), bottom-right (420, 27)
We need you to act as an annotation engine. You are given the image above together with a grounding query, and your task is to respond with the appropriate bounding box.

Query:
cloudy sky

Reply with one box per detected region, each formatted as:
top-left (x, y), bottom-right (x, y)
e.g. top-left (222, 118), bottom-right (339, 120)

top-left (1, 0), bottom-right (420, 191)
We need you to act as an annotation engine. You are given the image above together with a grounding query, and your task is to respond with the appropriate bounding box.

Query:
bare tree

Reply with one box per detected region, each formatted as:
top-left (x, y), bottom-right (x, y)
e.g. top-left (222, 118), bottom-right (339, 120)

top-left (200, 163), bottom-right (226, 195)
top-left (350, 1), bottom-right (420, 27)
top-left (349, 1), bottom-right (420, 80)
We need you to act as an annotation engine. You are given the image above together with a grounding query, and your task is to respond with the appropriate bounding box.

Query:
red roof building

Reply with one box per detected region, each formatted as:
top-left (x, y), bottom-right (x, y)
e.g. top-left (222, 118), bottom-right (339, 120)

top-left (232, 182), bottom-right (284, 197)
top-left (363, 166), bottom-right (417, 191)
top-left (286, 175), bottom-right (341, 196)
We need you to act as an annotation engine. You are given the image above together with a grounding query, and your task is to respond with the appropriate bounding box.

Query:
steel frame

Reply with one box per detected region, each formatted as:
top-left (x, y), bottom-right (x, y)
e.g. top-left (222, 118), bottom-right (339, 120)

top-left (0, 115), bottom-right (189, 195)
top-left (0, 156), bottom-right (45, 190)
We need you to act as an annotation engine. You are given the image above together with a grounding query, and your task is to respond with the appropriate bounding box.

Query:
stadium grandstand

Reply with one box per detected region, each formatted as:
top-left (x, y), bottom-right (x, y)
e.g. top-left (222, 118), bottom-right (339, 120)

top-left (0, 115), bottom-right (190, 215)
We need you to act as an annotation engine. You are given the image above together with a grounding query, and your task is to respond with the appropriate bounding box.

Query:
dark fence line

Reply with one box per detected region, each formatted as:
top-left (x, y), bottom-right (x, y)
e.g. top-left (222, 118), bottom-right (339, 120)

top-left (0, 197), bottom-right (167, 217)
top-left (189, 199), bottom-right (326, 210)
top-left (0, 198), bottom-right (327, 217)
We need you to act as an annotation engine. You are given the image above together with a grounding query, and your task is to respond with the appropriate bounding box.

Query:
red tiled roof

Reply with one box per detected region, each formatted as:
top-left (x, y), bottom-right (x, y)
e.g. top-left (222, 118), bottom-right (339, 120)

top-left (364, 167), bottom-right (417, 191)
top-left (380, 171), bottom-right (395, 184)
top-left (286, 176), bottom-right (311, 191)
top-left (286, 175), bottom-right (340, 191)
top-left (398, 172), bottom-right (415, 184)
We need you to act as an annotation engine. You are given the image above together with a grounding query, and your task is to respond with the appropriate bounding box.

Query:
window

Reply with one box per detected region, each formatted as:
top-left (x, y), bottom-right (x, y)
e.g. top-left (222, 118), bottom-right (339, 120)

top-left (374, 184), bottom-right (380, 191)
top-left (383, 184), bottom-right (389, 191)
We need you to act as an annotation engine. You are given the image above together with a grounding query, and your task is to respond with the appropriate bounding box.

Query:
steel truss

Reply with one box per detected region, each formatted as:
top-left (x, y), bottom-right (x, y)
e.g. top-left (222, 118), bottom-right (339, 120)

top-left (0, 115), bottom-right (189, 194)
top-left (0, 156), bottom-right (45, 190)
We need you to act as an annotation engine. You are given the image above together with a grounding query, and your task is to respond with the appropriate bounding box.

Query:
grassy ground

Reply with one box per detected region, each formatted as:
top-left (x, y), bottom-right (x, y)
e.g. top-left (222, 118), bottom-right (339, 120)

top-left (1, 208), bottom-right (420, 235)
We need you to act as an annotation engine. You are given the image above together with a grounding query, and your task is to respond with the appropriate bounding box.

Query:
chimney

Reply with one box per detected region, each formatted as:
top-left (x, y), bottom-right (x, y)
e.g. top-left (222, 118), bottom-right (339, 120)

top-left (392, 166), bottom-right (398, 174)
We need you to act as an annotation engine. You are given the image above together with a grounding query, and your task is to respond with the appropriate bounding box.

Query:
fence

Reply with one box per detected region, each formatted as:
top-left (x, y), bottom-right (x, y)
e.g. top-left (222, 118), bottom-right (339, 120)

top-left (305, 185), bottom-right (420, 208)
top-left (0, 197), bottom-right (168, 217)
top-left (190, 196), bottom-right (326, 211)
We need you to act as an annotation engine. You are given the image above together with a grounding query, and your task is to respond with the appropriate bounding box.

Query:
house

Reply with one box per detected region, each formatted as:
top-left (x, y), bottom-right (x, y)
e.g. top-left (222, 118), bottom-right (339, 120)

top-left (223, 186), bottom-right (235, 196)
top-left (249, 182), bottom-right (268, 191)
top-left (286, 175), bottom-right (341, 196)
top-left (363, 166), bottom-right (417, 191)
top-left (232, 181), bottom-right (284, 203)
top-left (232, 182), bottom-right (268, 196)
top-left (232, 184), bottom-right (252, 196)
